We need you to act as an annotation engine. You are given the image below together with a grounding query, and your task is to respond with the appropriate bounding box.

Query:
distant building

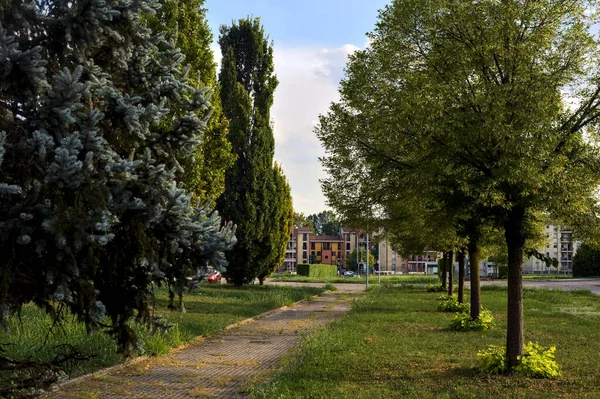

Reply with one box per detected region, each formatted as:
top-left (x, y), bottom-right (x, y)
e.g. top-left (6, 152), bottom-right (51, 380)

top-left (278, 226), bottom-right (373, 273)
top-left (523, 224), bottom-right (581, 274)
top-left (378, 240), bottom-right (442, 275)
top-left (281, 223), bottom-right (580, 274)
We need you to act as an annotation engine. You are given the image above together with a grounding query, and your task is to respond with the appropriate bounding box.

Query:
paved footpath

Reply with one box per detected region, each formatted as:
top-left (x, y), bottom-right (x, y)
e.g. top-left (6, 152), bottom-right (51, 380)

top-left (46, 290), bottom-right (359, 399)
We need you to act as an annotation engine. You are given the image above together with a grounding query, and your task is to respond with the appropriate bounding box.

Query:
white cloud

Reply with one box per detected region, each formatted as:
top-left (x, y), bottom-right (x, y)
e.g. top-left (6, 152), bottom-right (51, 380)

top-left (211, 42), bottom-right (363, 215)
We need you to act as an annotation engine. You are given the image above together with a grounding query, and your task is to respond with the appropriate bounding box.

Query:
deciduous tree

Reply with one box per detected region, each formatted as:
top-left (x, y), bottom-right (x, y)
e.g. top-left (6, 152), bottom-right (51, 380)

top-left (317, 0), bottom-right (600, 370)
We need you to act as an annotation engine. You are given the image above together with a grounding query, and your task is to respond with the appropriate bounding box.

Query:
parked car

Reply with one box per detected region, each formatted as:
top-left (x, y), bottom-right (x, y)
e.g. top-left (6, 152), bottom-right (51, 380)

top-left (344, 270), bottom-right (355, 277)
top-left (207, 271), bottom-right (222, 283)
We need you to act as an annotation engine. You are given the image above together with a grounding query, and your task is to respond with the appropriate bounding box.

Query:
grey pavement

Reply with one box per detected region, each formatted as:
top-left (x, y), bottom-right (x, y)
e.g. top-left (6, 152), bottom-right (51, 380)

top-left (266, 278), bottom-right (600, 295)
top-left (481, 277), bottom-right (600, 295)
top-left (46, 290), bottom-right (359, 399)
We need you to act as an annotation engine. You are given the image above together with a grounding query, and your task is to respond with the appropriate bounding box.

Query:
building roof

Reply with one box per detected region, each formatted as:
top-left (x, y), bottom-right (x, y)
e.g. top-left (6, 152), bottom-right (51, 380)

top-left (310, 235), bottom-right (342, 242)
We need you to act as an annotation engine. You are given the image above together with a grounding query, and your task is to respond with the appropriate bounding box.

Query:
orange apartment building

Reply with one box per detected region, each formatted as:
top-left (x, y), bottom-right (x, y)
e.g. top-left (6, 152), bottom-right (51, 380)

top-left (279, 226), bottom-right (372, 273)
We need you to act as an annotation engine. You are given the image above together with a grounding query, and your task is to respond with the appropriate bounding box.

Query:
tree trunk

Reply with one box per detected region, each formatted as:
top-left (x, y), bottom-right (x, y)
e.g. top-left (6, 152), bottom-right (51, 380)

top-left (441, 252), bottom-right (448, 290)
top-left (258, 276), bottom-right (265, 285)
top-left (457, 250), bottom-right (465, 304)
top-left (504, 206), bottom-right (526, 370)
top-left (468, 239), bottom-right (481, 320)
top-left (447, 251), bottom-right (454, 296)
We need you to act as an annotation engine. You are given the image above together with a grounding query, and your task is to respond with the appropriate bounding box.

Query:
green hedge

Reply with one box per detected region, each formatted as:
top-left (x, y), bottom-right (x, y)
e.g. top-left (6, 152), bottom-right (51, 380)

top-left (297, 264), bottom-right (337, 278)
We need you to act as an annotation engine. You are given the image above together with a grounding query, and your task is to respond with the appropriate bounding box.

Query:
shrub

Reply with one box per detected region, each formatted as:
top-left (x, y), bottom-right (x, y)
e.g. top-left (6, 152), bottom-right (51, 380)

top-left (450, 309), bottom-right (495, 331)
top-left (437, 298), bottom-right (470, 312)
top-left (516, 342), bottom-right (561, 379)
top-left (297, 264), bottom-right (310, 276)
top-left (477, 342), bottom-right (561, 379)
top-left (477, 345), bottom-right (506, 374)
top-left (297, 264), bottom-right (337, 278)
top-left (572, 243), bottom-right (600, 277)
top-left (323, 283), bottom-right (338, 291)
top-left (427, 283), bottom-right (445, 292)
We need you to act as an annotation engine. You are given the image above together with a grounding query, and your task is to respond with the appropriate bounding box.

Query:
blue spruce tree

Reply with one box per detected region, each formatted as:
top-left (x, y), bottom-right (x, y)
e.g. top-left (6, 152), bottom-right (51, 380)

top-left (0, 0), bottom-right (236, 356)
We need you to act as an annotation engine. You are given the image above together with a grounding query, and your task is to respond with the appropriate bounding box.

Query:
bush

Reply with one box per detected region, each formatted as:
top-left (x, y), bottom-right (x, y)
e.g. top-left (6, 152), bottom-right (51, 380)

top-left (437, 298), bottom-right (470, 312)
top-left (572, 243), bottom-right (600, 277)
top-left (477, 345), bottom-right (506, 374)
top-left (297, 264), bottom-right (337, 278)
top-left (516, 342), bottom-right (561, 379)
top-left (478, 342), bottom-right (561, 379)
top-left (323, 283), bottom-right (338, 291)
top-left (427, 283), bottom-right (445, 292)
top-left (450, 309), bottom-right (495, 331)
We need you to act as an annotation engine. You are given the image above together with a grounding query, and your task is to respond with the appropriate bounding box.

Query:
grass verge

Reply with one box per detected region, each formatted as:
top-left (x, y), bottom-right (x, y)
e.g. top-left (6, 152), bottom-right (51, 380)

top-left (0, 284), bottom-right (324, 380)
top-left (250, 286), bottom-right (600, 399)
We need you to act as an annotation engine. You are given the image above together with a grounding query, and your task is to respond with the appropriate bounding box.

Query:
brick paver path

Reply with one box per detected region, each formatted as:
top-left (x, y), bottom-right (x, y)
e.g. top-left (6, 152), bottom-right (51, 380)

top-left (47, 290), bottom-right (358, 399)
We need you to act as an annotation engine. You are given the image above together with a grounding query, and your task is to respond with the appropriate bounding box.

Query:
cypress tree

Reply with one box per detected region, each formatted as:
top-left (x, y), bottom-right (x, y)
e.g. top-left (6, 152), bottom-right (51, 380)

top-left (257, 163), bottom-right (293, 284)
top-left (217, 18), bottom-right (290, 285)
top-left (0, 0), bottom-right (236, 354)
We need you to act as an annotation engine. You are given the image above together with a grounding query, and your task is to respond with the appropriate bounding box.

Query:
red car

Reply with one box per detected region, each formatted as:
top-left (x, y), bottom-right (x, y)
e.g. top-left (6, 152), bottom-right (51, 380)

top-left (207, 271), bottom-right (222, 283)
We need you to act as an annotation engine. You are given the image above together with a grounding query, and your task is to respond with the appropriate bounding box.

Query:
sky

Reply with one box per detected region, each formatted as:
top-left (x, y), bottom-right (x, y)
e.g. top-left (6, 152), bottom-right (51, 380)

top-left (204, 0), bottom-right (390, 215)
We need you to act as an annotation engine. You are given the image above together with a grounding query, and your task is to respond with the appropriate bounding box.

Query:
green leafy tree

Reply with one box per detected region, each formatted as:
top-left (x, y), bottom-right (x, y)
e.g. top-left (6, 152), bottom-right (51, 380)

top-left (572, 244), bottom-right (600, 277)
top-left (0, 0), bottom-right (236, 360)
top-left (293, 211), bottom-right (315, 233)
top-left (346, 247), bottom-right (375, 273)
top-left (217, 17), bottom-right (285, 286)
top-left (307, 210), bottom-right (340, 236)
top-left (317, 0), bottom-right (600, 370)
top-left (146, 0), bottom-right (234, 206)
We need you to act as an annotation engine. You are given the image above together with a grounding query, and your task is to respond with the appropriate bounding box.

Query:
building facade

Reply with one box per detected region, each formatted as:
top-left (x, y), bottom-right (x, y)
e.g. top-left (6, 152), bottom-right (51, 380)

top-left (279, 226), bottom-right (373, 273)
top-left (523, 224), bottom-right (581, 274)
top-left (378, 240), bottom-right (442, 275)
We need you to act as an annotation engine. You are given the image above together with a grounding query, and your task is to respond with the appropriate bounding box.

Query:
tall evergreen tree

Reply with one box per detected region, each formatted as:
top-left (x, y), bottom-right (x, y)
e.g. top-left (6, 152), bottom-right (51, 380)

top-left (146, 0), bottom-right (234, 206)
top-left (0, 0), bottom-right (236, 354)
top-left (217, 17), bottom-right (288, 286)
top-left (257, 164), bottom-right (293, 284)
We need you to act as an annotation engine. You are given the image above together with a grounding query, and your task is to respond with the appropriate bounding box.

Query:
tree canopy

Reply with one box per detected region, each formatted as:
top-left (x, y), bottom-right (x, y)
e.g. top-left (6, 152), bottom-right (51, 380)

top-left (317, 0), bottom-right (600, 369)
top-left (146, 0), bottom-right (234, 206)
top-left (0, 0), bottom-right (236, 352)
top-left (307, 210), bottom-right (340, 236)
top-left (216, 17), bottom-right (292, 285)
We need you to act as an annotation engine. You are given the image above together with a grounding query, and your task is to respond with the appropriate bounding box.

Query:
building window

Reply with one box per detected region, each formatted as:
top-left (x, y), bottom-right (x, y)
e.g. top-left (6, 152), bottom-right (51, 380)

top-left (346, 243), bottom-right (351, 250)
top-left (302, 251), bottom-right (307, 259)
top-left (317, 251), bottom-right (321, 256)
top-left (303, 242), bottom-right (307, 250)
top-left (303, 233), bottom-right (308, 241)
top-left (310, 242), bottom-right (315, 250)
top-left (346, 233), bottom-right (350, 241)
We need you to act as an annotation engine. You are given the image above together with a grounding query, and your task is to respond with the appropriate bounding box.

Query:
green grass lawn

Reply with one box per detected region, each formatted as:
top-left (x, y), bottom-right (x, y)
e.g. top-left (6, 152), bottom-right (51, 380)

top-left (0, 284), bottom-right (324, 380)
top-left (521, 274), bottom-right (575, 280)
top-left (250, 285), bottom-right (600, 399)
top-left (268, 274), bottom-right (439, 285)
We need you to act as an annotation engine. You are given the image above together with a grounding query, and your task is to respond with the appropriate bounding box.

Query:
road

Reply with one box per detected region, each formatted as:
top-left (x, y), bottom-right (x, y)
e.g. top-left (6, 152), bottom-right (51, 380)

top-left (266, 278), bottom-right (600, 295)
top-left (482, 278), bottom-right (600, 295)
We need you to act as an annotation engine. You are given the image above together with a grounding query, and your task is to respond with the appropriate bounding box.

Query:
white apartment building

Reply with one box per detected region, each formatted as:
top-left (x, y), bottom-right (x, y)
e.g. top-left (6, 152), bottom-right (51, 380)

top-left (522, 224), bottom-right (581, 274)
